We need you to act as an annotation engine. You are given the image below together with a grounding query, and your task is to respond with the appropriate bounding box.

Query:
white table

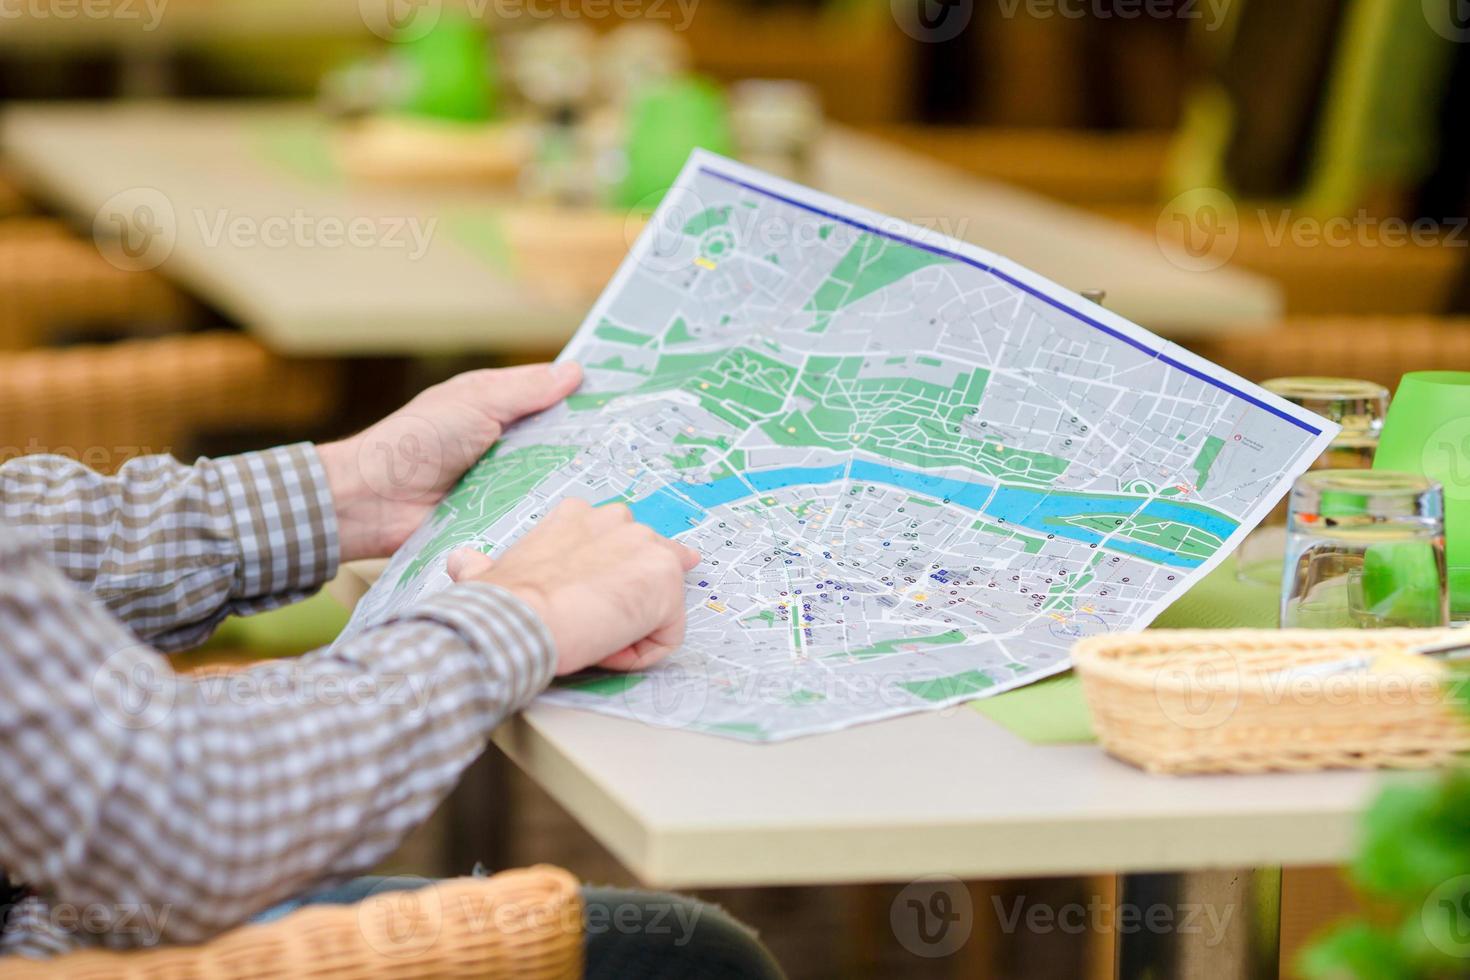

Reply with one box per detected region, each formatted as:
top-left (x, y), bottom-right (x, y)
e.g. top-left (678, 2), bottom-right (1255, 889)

top-left (493, 700), bottom-right (1378, 890)
top-left (329, 561), bottom-right (1386, 977)
top-left (1, 102), bottom-right (1282, 357)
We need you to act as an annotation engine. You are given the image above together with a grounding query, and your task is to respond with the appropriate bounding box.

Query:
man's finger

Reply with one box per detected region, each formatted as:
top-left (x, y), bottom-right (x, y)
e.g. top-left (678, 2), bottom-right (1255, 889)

top-left (598, 607), bottom-right (685, 672)
top-left (673, 541), bottom-right (701, 571)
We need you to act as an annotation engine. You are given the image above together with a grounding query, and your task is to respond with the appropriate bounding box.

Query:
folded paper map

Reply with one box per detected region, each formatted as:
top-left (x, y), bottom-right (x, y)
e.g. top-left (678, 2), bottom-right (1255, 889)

top-left (339, 151), bottom-right (1337, 741)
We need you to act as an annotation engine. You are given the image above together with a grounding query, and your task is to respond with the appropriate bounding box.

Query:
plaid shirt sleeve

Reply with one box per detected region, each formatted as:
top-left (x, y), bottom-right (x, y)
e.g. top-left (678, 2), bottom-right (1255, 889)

top-left (0, 445), bottom-right (338, 652)
top-left (0, 518), bottom-right (556, 956)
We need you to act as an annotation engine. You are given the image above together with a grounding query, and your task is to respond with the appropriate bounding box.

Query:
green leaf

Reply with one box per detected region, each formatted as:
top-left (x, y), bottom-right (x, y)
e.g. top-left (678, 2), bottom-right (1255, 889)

top-left (1299, 923), bottom-right (1413, 980)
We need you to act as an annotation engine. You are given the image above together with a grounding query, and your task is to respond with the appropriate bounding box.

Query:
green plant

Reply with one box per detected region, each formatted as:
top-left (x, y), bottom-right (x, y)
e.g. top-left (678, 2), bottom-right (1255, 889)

top-left (1301, 671), bottom-right (1470, 979)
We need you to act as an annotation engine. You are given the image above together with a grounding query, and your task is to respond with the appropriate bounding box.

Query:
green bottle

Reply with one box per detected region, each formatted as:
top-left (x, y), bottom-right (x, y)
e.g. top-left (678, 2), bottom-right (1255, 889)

top-left (616, 75), bottom-right (733, 210)
top-left (397, 14), bottom-right (499, 123)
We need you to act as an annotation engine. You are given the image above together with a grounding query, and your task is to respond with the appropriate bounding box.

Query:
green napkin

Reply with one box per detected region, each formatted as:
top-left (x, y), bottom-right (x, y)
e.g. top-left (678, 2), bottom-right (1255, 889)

top-left (974, 558), bottom-right (1281, 743)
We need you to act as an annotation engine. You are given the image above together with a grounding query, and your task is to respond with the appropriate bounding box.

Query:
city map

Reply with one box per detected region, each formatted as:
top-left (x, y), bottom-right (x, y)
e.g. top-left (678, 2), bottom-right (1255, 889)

top-left (340, 151), bottom-right (1337, 741)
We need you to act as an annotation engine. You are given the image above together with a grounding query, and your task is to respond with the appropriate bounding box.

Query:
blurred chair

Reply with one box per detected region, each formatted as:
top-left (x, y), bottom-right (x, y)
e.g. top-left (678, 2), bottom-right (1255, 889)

top-left (1110, 202), bottom-right (1469, 316)
top-left (0, 217), bottom-right (187, 349)
top-left (4, 866), bottom-right (583, 980)
top-left (1187, 316), bottom-right (1470, 392)
top-left (869, 127), bottom-right (1172, 208)
top-left (1166, 0), bottom-right (1456, 218)
top-left (883, 1), bottom-right (1462, 319)
top-left (0, 332), bottom-right (342, 471)
top-left (0, 166), bottom-right (30, 218)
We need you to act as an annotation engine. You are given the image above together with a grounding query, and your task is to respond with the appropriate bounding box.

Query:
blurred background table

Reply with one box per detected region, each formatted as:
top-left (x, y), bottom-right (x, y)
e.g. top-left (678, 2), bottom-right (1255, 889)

top-left (1, 101), bottom-right (1281, 357)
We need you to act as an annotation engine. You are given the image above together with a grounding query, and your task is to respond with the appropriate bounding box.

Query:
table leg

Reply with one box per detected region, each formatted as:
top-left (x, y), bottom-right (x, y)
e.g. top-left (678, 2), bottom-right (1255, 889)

top-left (1114, 868), bottom-right (1281, 980)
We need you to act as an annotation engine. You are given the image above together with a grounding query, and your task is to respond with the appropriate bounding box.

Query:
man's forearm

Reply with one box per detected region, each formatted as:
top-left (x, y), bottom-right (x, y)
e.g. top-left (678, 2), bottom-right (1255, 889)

top-left (0, 445), bottom-right (339, 650)
top-left (0, 522), bottom-right (554, 952)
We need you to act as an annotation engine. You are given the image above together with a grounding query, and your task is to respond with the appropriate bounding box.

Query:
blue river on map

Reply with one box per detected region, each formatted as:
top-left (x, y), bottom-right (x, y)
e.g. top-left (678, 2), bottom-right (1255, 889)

top-left (620, 460), bottom-right (1239, 568)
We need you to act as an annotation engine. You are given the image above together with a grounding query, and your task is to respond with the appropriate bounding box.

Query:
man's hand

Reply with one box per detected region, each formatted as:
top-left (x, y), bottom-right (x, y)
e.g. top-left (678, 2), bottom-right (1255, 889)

top-left (317, 362), bottom-right (582, 563)
top-left (446, 499), bottom-right (700, 674)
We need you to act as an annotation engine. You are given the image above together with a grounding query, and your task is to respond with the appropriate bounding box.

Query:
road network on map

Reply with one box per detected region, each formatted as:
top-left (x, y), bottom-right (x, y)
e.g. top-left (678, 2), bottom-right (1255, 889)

top-left (341, 155), bottom-right (1331, 741)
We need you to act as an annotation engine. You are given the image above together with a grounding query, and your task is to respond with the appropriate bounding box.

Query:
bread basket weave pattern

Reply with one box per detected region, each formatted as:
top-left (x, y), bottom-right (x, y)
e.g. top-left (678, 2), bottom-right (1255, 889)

top-left (1072, 629), bottom-right (1470, 775)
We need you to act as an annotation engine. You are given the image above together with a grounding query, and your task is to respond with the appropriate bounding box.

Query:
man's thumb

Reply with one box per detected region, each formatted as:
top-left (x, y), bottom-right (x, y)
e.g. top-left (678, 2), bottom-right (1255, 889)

top-left (446, 548), bottom-right (495, 581)
top-left (483, 361), bottom-right (583, 421)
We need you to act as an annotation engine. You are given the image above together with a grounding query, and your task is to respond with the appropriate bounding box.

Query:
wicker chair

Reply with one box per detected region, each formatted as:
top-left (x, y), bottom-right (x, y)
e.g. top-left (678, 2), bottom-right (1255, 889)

top-left (871, 126), bottom-right (1172, 208)
top-left (0, 218), bottom-right (187, 350)
top-left (4, 866), bottom-right (584, 979)
top-left (0, 332), bottom-right (342, 472)
top-left (1186, 316), bottom-right (1470, 394)
top-left (1106, 202), bottom-right (1468, 316)
top-left (0, 166), bottom-right (30, 218)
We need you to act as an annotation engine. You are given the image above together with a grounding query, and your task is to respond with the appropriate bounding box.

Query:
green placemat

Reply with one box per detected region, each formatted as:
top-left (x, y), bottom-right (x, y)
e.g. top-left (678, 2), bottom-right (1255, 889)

top-left (973, 672), bottom-right (1093, 743)
top-left (973, 558), bottom-right (1282, 743)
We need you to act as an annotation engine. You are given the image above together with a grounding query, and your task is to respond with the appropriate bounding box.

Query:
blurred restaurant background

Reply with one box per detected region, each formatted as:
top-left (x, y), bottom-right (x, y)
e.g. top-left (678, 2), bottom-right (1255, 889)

top-left (1, 1), bottom-right (1468, 977)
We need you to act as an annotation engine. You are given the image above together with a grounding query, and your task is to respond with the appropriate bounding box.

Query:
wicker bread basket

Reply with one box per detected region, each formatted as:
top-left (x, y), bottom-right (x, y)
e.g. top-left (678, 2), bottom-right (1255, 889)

top-left (1072, 629), bottom-right (1470, 775)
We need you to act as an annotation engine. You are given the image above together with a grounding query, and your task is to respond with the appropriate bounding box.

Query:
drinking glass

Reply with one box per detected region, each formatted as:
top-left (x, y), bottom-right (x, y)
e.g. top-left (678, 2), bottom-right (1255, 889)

top-left (1281, 470), bottom-right (1447, 629)
top-left (1236, 377), bottom-right (1391, 584)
